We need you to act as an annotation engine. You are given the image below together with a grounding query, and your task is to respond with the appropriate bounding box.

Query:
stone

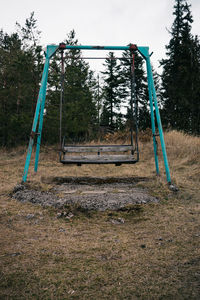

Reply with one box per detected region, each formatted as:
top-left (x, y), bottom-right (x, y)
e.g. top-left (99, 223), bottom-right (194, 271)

top-left (26, 214), bottom-right (35, 219)
top-left (10, 252), bottom-right (21, 256)
top-left (56, 213), bottom-right (62, 218)
top-left (110, 218), bottom-right (125, 225)
top-left (66, 213), bottom-right (74, 220)
top-left (169, 184), bottom-right (179, 192)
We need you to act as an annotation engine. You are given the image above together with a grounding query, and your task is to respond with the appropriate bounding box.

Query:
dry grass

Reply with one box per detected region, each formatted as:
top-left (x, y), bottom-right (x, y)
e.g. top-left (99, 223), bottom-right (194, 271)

top-left (0, 130), bottom-right (200, 299)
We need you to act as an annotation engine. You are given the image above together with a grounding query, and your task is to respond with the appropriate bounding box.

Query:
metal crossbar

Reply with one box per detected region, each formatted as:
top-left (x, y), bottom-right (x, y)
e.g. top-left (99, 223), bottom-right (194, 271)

top-left (65, 56), bottom-right (132, 60)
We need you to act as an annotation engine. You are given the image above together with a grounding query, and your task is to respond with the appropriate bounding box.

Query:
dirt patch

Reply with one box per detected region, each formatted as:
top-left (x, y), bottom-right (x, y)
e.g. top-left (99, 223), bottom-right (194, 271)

top-left (12, 177), bottom-right (158, 211)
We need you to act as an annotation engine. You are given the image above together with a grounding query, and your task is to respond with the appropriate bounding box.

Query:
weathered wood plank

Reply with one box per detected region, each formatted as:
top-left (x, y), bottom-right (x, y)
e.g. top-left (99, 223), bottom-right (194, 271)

top-left (61, 154), bottom-right (137, 164)
top-left (63, 145), bottom-right (134, 153)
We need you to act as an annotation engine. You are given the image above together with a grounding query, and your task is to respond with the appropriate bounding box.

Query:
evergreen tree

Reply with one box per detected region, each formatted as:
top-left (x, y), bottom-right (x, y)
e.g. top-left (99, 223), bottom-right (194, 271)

top-left (0, 13), bottom-right (43, 146)
top-left (101, 52), bottom-right (124, 130)
top-left (44, 30), bottom-right (98, 143)
top-left (16, 12), bottom-right (43, 114)
top-left (63, 30), bottom-right (98, 141)
top-left (0, 31), bottom-right (22, 146)
top-left (161, 0), bottom-right (200, 134)
top-left (119, 48), bottom-right (151, 130)
top-left (92, 74), bottom-right (103, 127)
top-left (42, 53), bottom-right (61, 144)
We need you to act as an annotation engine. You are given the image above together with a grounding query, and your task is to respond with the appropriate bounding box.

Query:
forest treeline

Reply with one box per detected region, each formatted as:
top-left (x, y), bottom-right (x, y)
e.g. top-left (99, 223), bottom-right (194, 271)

top-left (0, 0), bottom-right (200, 147)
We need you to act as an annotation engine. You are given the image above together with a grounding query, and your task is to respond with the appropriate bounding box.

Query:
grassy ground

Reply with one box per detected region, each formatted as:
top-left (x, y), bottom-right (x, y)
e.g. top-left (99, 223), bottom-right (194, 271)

top-left (0, 130), bottom-right (200, 299)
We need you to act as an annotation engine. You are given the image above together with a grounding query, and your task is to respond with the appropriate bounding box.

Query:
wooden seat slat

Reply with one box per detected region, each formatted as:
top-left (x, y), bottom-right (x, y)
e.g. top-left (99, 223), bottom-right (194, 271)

top-left (61, 154), bottom-right (137, 164)
top-left (63, 145), bottom-right (134, 153)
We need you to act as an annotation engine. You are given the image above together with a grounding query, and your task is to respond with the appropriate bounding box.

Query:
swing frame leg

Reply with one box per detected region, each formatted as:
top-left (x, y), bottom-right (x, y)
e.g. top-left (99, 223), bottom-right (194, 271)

top-left (146, 55), bottom-right (171, 184)
top-left (34, 58), bottom-right (50, 173)
top-left (22, 46), bottom-right (57, 183)
top-left (146, 63), bottom-right (159, 176)
top-left (139, 47), bottom-right (171, 184)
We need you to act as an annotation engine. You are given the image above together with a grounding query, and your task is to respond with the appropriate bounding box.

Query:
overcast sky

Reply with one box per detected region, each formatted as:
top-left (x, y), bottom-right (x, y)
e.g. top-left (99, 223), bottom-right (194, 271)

top-left (1, 0), bottom-right (200, 73)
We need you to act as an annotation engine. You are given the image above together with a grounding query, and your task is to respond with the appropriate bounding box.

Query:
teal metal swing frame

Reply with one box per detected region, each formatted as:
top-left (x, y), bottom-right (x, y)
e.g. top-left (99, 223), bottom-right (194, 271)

top-left (22, 43), bottom-right (171, 184)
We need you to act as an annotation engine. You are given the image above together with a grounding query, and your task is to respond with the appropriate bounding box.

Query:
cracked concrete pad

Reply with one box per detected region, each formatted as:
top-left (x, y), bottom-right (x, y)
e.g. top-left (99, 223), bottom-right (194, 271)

top-left (13, 178), bottom-right (158, 211)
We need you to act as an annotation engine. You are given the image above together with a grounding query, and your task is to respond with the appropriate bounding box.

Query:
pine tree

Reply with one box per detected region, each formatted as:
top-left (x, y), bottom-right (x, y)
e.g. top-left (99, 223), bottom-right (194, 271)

top-left (161, 0), bottom-right (200, 133)
top-left (119, 48), bottom-right (150, 130)
top-left (44, 30), bottom-right (98, 143)
top-left (16, 12), bottom-right (43, 115)
top-left (0, 13), bottom-right (43, 147)
top-left (88, 73), bottom-right (103, 138)
top-left (101, 52), bottom-right (124, 130)
top-left (92, 74), bottom-right (103, 126)
top-left (0, 31), bottom-right (22, 146)
top-left (64, 30), bottom-right (97, 141)
top-left (42, 53), bottom-right (61, 144)
top-left (190, 36), bottom-right (200, 134)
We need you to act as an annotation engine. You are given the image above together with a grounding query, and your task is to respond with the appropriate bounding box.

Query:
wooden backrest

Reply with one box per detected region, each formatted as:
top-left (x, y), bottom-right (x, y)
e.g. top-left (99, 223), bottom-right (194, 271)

top-left (63, 145), bottom-right (134, 153)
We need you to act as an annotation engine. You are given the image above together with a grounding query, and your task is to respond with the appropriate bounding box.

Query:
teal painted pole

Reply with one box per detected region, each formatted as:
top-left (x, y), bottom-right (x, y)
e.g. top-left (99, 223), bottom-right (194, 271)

top-left (146, 56), bottom-right (171, 183)
top-left (47, 44), bottom-right (149, 54)
top-left (22, 138), bottom-right (34, 183)
top-left (34, 58), bottom-right (50, 173)
top-left (22, 56), bottom-right (50, 183)
top-left (146, 61), bottom-right (159, 175)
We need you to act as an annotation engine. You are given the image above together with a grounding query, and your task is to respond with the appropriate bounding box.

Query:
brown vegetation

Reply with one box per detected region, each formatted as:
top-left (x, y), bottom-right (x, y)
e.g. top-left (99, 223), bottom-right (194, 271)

top-left (0, 130), bottom-right (200, 299)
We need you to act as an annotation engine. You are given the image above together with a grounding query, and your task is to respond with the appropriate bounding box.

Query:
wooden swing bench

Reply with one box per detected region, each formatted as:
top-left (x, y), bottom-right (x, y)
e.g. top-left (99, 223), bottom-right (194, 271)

top-left (60, 144), bottom-right (138, 166)
top-left (59, 43), bottom-right (139, 167)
